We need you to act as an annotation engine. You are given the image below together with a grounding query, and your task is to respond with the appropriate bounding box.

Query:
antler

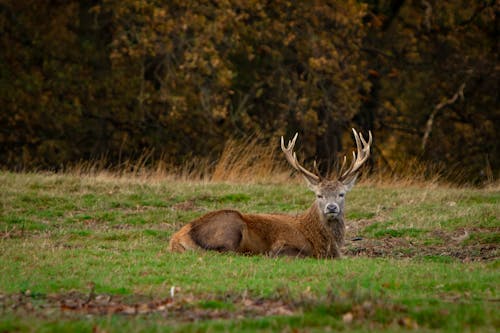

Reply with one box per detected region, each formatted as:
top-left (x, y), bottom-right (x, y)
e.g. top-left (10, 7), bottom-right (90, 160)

top-left (339, 128), bottom-right (372, 180)
top-left (281, 133), bottom-right (321, 185)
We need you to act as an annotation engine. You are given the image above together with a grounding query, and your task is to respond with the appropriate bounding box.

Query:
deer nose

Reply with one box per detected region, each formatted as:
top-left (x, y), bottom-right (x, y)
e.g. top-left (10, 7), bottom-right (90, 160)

top-left (326, 203), bottom-right (339, 214)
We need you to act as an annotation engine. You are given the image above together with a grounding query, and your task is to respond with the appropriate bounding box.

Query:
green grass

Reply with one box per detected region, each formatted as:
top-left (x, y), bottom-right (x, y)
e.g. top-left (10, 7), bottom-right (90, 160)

top-left (0, 171), bottom-right (499, 332)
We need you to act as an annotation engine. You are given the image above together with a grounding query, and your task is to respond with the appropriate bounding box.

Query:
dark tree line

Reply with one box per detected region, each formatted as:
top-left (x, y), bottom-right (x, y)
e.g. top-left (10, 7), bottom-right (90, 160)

top-left (0, 0), bottom-right (498, 183)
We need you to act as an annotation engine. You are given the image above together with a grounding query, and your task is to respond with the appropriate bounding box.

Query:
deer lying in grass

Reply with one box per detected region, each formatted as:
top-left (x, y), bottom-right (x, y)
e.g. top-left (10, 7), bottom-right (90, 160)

top-left (168, 129), bottom-right (372, 258)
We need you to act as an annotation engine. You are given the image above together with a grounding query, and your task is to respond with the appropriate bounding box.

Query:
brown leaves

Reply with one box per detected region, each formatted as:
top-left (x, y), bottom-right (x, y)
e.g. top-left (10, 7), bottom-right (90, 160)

top-left (59, 294), bottom-right (174, 316)
top-left (1, 291), bottom-right (297, 321)
top-left (0, 0), bottom-right (372, 171)
top-left (342, 301), bottom-right (419, 330)
top-left (241, 298), bottom-right (295, 317)
top-left (0, 288), bottom-right (433, 329)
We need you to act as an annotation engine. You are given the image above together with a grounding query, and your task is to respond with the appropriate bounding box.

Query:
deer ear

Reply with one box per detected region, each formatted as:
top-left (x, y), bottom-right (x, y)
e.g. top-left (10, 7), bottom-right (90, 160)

top-left (343, 174), bottom-right (358, 191)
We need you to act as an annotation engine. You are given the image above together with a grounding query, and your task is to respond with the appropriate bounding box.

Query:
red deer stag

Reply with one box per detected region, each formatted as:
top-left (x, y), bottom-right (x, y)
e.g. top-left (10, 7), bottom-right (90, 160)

top-left (168, 129), bottom-right (372, 258)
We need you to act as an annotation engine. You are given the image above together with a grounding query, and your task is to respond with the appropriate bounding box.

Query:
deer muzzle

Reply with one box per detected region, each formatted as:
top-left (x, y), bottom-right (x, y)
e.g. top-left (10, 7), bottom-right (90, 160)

top-left (324, 203), bottom-right (340, 218)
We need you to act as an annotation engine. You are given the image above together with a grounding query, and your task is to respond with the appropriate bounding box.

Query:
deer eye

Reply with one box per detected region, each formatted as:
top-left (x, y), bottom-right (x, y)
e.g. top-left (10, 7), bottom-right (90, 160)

top-left (338, 193), bottom-right (345, 198)
top-left (316, 194), bottom-right (324, 199)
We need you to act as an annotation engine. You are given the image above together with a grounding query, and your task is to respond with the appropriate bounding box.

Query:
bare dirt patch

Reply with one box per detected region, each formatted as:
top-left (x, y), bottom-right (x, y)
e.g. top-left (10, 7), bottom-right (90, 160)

top-left (345, 220), bottom-right (499, 261)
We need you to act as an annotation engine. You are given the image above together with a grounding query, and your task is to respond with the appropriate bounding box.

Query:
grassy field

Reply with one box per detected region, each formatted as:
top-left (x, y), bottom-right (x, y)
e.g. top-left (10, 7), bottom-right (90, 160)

top-left (0, 171), bottom-right (498, 332)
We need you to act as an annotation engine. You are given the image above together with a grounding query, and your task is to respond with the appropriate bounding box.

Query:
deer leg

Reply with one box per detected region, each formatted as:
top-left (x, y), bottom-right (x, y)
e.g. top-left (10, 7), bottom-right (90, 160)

top-left (269, 241), bottom-right (310, 258)
top-left (188, 211), bottom-right (245, 252)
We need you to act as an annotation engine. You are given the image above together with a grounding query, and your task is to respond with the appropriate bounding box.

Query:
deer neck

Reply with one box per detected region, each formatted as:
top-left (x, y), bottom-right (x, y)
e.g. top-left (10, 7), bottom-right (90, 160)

top-left (298, 203), bottom-right (345, 257)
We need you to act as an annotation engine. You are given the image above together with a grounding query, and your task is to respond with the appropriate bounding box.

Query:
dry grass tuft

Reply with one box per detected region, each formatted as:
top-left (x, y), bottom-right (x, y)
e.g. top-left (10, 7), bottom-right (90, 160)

top-left (361, 158), bottom-right (446, 188)
top-left (61, 136), bottom-right (294, 184)
top-left (361, 157), bottom-right (476, 188)
top-left (211, 136), bottom-right (291, 183)
top-left (58, 137), bottom-right (495, 188)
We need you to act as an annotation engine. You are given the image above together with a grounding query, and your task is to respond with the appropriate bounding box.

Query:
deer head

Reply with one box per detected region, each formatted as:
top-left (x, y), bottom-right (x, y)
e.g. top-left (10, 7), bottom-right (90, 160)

top-left (281, 129), bottom-right (372, 222)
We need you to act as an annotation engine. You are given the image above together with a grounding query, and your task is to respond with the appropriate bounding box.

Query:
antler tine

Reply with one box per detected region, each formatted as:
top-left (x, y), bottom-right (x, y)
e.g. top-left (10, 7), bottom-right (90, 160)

top-left (338, 155), bottom-right (348, 177)
top-left (340, 151), bottom-right (357, 178)
top-left (280, 133), bottom-right (298, 168)
top-left (313, 160), bottom-right (321, 176)
top-left (281, 133), bottom-right (320, 184)
top-left (340, 129), bottom-right (372, 180)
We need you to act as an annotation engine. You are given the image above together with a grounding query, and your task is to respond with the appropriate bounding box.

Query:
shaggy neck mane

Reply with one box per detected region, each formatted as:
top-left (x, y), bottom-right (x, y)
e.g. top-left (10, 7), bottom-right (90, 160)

top-left (296, 203), bottom-right (345, 258)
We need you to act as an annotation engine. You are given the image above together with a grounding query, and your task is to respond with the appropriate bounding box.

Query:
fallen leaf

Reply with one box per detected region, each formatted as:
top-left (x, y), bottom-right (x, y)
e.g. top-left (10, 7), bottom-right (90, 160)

top-left (342, 312), bottom-right (353, 323)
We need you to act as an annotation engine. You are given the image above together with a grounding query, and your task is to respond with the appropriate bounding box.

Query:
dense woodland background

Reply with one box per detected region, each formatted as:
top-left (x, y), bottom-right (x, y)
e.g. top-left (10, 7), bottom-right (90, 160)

top-left (0, 0), bottom-right (498, 184)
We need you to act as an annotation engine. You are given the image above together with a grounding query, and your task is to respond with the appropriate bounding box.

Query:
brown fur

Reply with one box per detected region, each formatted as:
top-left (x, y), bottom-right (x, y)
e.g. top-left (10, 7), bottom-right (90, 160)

top-left (168, 201), bottom-right (344, 258)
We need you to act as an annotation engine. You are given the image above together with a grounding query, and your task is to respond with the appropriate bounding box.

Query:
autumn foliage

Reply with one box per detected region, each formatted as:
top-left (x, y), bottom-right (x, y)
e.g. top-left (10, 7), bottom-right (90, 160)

top-left (0, 1), bottom-right (497, 183)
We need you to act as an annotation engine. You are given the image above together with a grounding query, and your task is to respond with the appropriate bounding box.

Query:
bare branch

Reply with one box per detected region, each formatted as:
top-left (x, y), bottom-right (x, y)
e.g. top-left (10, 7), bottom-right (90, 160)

top-left (421, 0), bottom-right (432, 31)
top-left (421, 83), bottom-right (466, 151)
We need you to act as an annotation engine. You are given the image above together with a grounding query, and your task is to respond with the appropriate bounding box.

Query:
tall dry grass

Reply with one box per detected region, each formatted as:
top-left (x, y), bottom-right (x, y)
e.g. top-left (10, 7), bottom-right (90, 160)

top-left (63, 136), bottom-right (292, 184)
top-left (363, 157), bottom-right (449, 188)
top-left (211, 136), bottom-right (291, 183)
top-left (59, 136), bottom-right (495, 188)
